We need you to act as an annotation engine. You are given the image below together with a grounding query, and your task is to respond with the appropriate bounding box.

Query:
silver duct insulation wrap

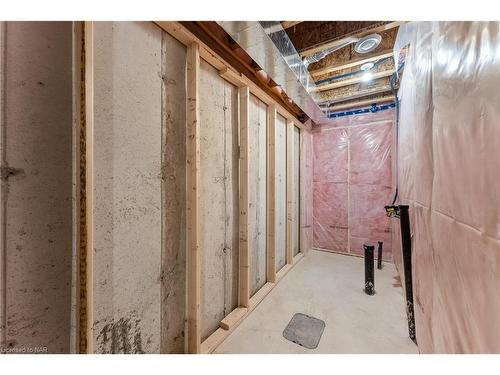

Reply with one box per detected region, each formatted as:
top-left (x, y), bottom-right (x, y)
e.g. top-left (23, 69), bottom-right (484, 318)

top-left (302, 37), bottom-right (356, 68)
top-left (217, 21), bottom-right (325, 123)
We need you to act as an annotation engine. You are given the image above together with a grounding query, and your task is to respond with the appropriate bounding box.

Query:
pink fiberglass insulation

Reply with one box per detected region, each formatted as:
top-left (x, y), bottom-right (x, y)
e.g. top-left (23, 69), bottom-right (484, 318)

top-left (313, 109), bottom-right (394, 259)
top-left (393, 22), bottom-right (500, 353)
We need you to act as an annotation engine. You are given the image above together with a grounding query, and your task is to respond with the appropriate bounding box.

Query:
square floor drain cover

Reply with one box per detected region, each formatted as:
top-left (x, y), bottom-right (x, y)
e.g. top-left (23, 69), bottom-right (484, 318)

top-left (283, 313), bottom-right (326, 349)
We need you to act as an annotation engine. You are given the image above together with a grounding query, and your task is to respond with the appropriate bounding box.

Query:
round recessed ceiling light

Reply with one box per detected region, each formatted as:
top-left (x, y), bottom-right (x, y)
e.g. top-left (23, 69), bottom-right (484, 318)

top-left (361, 72), bottom-right (373, 82)
top-left (360, 62), bottom-right (375, 71)
top-left (354, 34), bottom-right (382, 54)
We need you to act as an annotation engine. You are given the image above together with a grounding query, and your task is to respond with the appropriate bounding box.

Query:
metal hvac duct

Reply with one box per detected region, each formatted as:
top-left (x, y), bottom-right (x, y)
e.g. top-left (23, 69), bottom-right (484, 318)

top-left (217, 21), bottom-right (325, 123)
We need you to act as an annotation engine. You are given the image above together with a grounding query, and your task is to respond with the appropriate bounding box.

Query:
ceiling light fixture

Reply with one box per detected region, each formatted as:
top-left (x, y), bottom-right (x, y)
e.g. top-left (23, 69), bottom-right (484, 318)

top-left (354, 34), bottom-right (382, 54)
top-left (360, 62), bottom-right (375, 71)
top-left (361, 72), bottom-right (373, 82)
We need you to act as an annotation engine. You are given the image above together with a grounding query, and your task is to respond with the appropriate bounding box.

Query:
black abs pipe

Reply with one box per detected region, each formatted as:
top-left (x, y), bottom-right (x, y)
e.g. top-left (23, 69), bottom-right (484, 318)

top-left (377, 241), bottom-right (383, 269)
top-left (399, 205), bottom-right (417, 344)
top-left (363, 244), bottom-right (375, 295)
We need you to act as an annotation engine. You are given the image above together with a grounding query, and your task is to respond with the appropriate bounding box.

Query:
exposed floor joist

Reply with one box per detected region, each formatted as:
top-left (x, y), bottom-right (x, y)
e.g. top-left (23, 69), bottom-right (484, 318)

top-left (300, 21), bottom-right (403, 57)
top-left (281, 21), bottom-right (302, 29)
top-left (319, 85), bottom-right (393, 106)
top-left (316, 69), bottom-right (395, 92)
top-left (324, 94), bottom-right (396, 112)
top-left (310, 50), bottom-right (394, 78)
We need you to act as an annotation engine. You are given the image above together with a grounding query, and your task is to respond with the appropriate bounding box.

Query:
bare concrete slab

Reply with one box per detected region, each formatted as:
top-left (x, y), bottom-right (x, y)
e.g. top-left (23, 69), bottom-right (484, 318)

top-left (214, 250), bottom-right (419, 354)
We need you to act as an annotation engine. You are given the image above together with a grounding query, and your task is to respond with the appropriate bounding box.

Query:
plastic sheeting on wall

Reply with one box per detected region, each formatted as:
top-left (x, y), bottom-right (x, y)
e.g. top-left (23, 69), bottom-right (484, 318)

top-left (394, 22), bottom-right (500, 353)
top-left (313, 110), bottom-right (394, 259)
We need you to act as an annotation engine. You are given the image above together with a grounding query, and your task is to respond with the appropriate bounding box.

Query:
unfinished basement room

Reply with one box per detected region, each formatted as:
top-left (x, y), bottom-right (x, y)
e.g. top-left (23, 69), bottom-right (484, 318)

top-left (1, 3), bottom-right (500, 370)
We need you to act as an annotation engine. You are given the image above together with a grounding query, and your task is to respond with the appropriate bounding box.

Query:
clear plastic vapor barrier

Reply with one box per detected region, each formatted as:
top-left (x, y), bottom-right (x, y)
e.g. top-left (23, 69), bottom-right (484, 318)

top-left (394, 22), bottom-right (500, 353)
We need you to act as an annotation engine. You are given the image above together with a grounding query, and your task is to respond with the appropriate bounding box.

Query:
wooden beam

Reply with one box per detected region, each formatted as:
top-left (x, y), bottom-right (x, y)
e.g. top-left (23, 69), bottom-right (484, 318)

top-left (316, 70), bottom-right (395, 92)
top-left (310, 50), bottom-right (394, 78)
top-left (219, 67), bottom-right (246, 88)
top-left (281, 21), bottom-right (302, 29)
top-left (219, 307), bottom-right (247, 330)
top-left (319, 85), bottom-right (393, 106)
top-left (186, 42), bottom-right (201, 354)
top-left (326, 95), bottom-right (396, 112)
top-left (267, 105), bottom-right (277, 283)
top-left (238, 86), bottom-right (250, 308)
top-left (154, 22), bottom-right (311, 131)
top-left (300, 22), bottom-right (404, 57)
top-left (299, 130), bottom-right (308, 256)
top-left (285, 120), bottom-right (294, 265)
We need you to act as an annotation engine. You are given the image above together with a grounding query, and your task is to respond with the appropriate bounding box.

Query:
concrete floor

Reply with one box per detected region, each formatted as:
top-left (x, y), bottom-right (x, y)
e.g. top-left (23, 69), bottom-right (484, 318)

top-left (214, 250), bottom-right (419, 354)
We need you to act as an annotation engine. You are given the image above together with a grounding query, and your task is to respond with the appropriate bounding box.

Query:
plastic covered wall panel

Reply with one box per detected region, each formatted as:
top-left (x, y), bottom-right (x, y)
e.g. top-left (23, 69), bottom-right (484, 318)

top-left (300, 130), bottom-right (314, 254)
top-left (312, 128), bottom-right (348, 251)
top-left (394, 21), bottom-right (500, 353)
top-left (199, 59), bottom-right (239, 342)
top-left (313, 110), bottom-right (394, 258)
top-left (349, 123), bottom-right (393, 256)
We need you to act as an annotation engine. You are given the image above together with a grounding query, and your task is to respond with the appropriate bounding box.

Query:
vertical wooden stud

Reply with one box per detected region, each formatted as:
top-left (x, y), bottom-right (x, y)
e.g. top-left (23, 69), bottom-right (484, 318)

top-left (299, 129), bottom-right (306, 255)
top-left (238, 86), bottom-right (250, 307)
top-left (286, 120), bottom-right (294, 265)
top-left (266, 105), bottom-right (277, 283)
top-left (186, 42), bottom-right (201, 354)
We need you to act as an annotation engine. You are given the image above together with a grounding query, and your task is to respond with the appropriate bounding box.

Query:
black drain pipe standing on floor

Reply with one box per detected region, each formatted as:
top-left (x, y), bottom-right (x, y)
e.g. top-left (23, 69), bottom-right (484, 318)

top-left (363, 244), bottom-right (375, 295)
top-left (377, 241), bottom-right (383, 269)
top-left (384, 204), bottom-right (417, 344)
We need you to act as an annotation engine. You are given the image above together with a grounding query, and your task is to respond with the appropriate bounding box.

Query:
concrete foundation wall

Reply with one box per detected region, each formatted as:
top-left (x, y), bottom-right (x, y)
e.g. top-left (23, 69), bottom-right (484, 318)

top-left (0, 21), bottom-right (74, 353)
top-left (90, 21), bottom-right (163, 353)
top-left (199, 59), bottom-right (239, 342)
top-left (0, 21), bottom-right (313, 353)
top-left (248, 94), bottom-right (267, 297)
top-left (161, 31), bottom-right (187, 354)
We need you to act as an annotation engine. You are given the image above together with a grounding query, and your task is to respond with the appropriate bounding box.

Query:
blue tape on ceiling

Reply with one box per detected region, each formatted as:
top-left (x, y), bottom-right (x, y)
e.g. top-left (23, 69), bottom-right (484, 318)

top-left (327, 102), bottom-right (396, 119)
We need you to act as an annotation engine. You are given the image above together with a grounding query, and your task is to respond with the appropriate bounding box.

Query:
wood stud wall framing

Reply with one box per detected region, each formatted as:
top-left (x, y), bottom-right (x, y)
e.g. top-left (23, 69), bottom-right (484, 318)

top-left (186, 42), bottom-right (201, 354)
top-left (286, 119), bottom-right (295, 266)
top-left (81, 21), bottom-right (308, 354)
top-left (159, 21), bottom-right (307, 353)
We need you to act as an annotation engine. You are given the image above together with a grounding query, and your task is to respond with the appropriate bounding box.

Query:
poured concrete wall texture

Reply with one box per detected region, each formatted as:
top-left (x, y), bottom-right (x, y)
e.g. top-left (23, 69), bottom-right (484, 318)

top-left (199, 60), bottom-right (239, 342)
top-left (0, 20), bottom-right (326, 354)
top-left (0, 21), bottom-right (74, 354)
top-left (248, 94), bottom-right (267, 297)
top-left (161, 31), bottom-right (187, 354)
top-left (90, 21), bottom-right (163, 354)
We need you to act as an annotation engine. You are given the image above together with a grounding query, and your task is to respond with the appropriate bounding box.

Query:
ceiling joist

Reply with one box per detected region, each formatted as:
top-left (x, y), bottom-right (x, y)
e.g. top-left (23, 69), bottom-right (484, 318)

top-left (324, 94), bottom-right (396, 112)
top-left (319, 85), bottom-right (393, 106)
top-left (281, 21), bottom-right (303, 29)
top-left (310, 50), bottom-right (394, 78)
top-left (300, 21), bottom-right (403, 57)
top-left (315, 69), bottom-right (395, 92)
